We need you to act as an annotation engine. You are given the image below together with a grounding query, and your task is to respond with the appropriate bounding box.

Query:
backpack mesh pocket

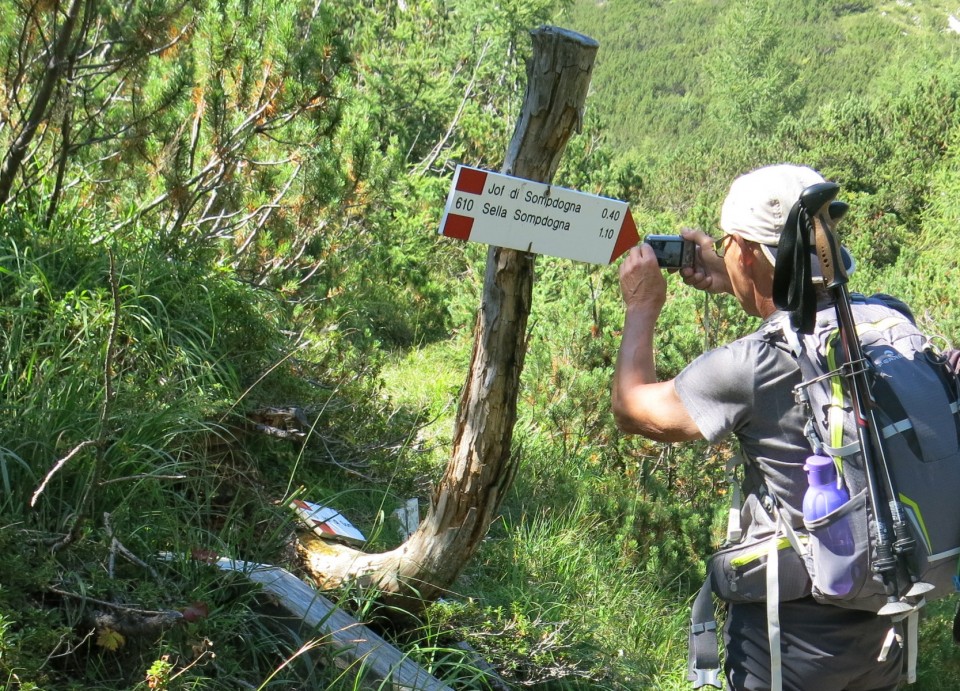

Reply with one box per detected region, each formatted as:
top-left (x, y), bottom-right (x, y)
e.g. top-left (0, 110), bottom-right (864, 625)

top-left (804, 488), bottom-right (871, 602)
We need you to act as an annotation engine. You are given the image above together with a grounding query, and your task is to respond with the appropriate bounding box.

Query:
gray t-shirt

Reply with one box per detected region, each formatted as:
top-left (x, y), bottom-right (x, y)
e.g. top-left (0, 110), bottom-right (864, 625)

top-left (675, 312), bottom-right (810, 525)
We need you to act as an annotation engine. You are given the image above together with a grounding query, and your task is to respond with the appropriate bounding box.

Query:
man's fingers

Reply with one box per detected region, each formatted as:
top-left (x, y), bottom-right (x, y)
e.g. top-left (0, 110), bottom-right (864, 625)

top-left (680, 227), bottom-right (717, 250)
top-left (680, 267), bottom-right (712, 291)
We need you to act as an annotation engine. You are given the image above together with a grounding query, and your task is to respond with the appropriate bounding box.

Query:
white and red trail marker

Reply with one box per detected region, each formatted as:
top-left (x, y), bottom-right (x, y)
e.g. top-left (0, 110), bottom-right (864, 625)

top-left (289, 499), bottom-right (366, 546)
top-left (439, 165), bottom-right (638, 265)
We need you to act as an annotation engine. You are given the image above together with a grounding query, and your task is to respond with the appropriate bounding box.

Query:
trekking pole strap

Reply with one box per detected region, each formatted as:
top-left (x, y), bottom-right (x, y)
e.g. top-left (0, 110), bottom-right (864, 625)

top-left (772, 199), bottom-right (816, 333)
top-left (906, 609), bottom-right (919, 684)
top-left (688, 577), bottom-right (723, 689)
top-left (767, 531), bottom-right (783, 691)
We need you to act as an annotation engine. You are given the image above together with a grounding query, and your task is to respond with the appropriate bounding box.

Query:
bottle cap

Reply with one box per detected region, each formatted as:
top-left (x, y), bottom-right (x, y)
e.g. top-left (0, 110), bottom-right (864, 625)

top-left (804, 454), bottom-right (837, 486)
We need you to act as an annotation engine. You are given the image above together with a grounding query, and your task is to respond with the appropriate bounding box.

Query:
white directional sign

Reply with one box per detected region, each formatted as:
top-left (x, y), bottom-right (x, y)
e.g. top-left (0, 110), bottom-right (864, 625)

top-left (438, 165), bottom-right (638, 265)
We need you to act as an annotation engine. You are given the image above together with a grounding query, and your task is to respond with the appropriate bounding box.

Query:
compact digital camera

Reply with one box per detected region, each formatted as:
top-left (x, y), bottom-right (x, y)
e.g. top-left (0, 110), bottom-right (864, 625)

top-left (645, 234), bottom-right (695, 269)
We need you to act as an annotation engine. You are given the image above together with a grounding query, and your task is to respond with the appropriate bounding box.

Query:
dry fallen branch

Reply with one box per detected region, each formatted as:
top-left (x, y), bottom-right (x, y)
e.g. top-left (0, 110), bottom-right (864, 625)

top-left (206, 556), bottom-right (453, 691)
top-left (104, 512), bottom-right (159, 580)
top-left (30, 440), bottom-right (96, 508)
top-left (245, 406), bottom-right (310, 440)
top-left (47, 586), bottom-right (185, 639)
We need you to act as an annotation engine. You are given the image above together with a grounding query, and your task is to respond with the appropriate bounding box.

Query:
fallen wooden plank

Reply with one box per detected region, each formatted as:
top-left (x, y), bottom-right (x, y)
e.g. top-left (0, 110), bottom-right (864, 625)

top-left (214, 557), bottom-right (453, 691)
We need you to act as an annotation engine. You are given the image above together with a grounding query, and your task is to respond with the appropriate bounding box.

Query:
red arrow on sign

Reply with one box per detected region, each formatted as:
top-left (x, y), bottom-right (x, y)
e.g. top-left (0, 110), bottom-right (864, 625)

top-left (608, 209), bottom-right (639, 264)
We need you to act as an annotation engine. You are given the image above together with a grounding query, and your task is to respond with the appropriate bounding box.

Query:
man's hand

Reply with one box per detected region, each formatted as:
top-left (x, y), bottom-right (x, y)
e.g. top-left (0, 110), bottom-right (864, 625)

top-left (678, 228), bottom-right (733, 296)
top-left (619, 244), bottom-right (667, 313)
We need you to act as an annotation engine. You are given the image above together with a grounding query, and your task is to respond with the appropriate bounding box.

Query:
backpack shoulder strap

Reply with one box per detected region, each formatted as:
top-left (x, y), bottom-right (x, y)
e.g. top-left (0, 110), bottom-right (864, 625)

top-left (954, 603), bottom-right (960, 645)
top-left (763, 313), bottom-right (831, 455)
top-left (689, 448), bottom-right (747, 690)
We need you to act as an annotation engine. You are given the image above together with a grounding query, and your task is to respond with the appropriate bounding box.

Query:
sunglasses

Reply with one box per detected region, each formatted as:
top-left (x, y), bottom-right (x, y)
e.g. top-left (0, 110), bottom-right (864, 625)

top-left (714, 235), bottom-right (732, 258)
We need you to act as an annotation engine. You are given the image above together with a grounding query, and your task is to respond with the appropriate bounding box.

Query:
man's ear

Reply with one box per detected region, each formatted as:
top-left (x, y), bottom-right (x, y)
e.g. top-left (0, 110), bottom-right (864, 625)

top-left (730, 234), bottom-right (756, 269)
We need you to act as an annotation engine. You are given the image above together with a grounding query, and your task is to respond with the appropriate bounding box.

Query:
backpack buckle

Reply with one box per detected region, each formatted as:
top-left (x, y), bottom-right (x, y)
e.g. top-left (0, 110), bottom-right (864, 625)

top-left (691, 667), bottom-right (723, 689)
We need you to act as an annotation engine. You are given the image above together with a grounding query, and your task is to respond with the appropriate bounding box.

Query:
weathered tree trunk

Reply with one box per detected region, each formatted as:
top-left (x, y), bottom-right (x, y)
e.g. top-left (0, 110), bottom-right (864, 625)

top-left (298, 26), bottom-right (599, 609)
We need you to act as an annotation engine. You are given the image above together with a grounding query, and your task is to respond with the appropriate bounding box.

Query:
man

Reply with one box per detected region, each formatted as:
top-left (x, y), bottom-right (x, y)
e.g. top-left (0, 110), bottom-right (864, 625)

top-left (611, 164), bottom-right (903, 690)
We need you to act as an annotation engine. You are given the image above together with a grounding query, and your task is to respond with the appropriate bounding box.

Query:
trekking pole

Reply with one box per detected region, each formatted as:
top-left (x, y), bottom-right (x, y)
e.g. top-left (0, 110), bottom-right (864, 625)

top-left (799, 183), bottom-right (929, 614)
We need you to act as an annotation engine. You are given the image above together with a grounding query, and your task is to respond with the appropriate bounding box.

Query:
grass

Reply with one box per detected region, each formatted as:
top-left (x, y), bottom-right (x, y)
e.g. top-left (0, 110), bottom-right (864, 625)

top-left (379, 337), bottom-right (470, 479)
top-left (1, 228), bottom-right (956, 690)
top-left (915, 599), bottom-right (960, 690)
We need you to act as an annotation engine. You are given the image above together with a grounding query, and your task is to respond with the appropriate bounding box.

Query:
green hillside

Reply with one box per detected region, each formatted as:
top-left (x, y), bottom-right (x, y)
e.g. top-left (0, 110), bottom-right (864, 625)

top-left (561, 0), bottom-right (960, 154)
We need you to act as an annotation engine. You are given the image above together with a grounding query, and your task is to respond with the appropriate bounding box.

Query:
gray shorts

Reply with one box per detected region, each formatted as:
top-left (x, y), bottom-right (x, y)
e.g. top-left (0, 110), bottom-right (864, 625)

top-left (724, 598), bottom-right (902, 691)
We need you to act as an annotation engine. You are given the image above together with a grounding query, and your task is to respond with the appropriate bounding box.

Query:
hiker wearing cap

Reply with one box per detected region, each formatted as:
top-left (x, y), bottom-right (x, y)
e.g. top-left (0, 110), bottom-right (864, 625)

top-left (612, 164), bottom-right (904, 690)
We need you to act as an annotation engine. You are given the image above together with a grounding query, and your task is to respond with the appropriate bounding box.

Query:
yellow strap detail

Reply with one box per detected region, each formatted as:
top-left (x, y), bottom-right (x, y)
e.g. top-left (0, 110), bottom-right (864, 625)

top-left (899, 494), bottom-right (932, 552)
top-left (825, 331), bottom-right (846, 475)
top-left (855, 316), bottom-right (909, 335)
top-left (729, 537), bottom-right (795, 568)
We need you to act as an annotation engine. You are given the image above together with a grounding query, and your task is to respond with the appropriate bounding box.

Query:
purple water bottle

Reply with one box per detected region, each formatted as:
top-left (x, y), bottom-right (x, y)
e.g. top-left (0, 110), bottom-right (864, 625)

top-left (803, 454), bottom-right (855, 596)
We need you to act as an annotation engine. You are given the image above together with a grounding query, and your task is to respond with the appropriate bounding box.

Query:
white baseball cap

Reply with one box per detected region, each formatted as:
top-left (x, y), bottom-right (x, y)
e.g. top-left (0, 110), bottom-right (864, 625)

top-left (719, 163), bottom-right (855, 277)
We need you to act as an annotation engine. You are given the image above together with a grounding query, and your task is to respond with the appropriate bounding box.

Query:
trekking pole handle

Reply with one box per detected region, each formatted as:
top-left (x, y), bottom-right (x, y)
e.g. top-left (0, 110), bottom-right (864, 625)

top-left (800, 182), bottom-right (847, 289)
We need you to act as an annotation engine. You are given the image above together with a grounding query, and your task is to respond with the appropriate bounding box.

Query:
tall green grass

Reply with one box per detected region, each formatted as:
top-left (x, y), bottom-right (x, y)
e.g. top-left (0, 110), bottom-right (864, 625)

top-left (0, 213), bottom-right (447, 688)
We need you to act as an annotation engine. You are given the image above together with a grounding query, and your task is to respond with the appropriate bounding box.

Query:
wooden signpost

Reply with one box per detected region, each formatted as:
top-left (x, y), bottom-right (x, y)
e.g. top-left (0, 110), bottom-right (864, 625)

top-left (298, 24), bottom-right (601, 613)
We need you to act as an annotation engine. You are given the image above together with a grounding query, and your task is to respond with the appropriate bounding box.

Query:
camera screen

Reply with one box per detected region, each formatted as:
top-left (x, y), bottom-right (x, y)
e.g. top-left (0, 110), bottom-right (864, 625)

top-left (648, 238), bottom-right (684, 266)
